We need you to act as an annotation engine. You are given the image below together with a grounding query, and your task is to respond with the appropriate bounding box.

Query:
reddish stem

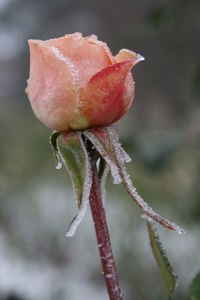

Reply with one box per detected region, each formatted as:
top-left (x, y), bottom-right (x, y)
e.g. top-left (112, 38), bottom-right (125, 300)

top-left (89, 158), bottom-right (123, 300)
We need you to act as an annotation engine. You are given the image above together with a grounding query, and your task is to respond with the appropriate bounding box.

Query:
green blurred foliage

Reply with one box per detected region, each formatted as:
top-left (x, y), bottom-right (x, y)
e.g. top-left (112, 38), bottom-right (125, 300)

top-left (190, 273), bottom-right (200, 300)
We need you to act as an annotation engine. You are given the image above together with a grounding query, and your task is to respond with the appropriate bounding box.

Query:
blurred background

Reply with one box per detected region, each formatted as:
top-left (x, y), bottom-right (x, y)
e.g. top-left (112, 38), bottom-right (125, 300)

top-left (0, 0), bottom-right (200, 299)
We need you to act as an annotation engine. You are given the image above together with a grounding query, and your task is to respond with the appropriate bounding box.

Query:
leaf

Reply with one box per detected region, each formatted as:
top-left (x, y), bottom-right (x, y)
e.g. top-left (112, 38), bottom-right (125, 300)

top-left (189, 272), bottom-right (200, 300)
top-left (147, 221), bottom-right (177, 299)
top-left (49, 131), bottom-right (62, 169)
top-left (56, 132), bottom-right (92, 236)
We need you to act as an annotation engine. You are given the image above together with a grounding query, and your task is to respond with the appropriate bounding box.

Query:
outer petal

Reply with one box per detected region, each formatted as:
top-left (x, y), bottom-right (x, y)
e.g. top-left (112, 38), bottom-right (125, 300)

top-left (115, 48), bottom-right (144, 63)
top-left (26, 40), bottom-right (87, 131)
top-left (45, 33), bottom-right (114, 87)
top-left (80, 60), bottom-right (138, 127)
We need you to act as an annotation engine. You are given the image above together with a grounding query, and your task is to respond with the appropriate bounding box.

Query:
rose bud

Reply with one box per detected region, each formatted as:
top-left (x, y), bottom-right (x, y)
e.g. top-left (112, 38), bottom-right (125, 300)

top-left (26, 33), bottom-right (144, 131)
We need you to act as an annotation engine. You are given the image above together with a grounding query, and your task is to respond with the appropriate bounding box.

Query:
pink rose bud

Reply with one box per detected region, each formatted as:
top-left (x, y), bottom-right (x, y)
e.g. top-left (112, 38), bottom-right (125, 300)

top-left (26, 33), bottom-right (144, 131)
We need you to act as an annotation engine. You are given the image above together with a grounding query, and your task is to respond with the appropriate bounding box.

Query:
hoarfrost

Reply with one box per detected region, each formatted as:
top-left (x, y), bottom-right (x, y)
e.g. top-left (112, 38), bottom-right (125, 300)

top-left (108, 126), bottom-right (131, 163)
top-left (65, 133), bottom-right (92, 237)
top-left (55, 160), bottom-right (62, 170)
top-left (84, 131), bottom-right (122, 184)
top-left (108, 127), bottom-right (185, 234)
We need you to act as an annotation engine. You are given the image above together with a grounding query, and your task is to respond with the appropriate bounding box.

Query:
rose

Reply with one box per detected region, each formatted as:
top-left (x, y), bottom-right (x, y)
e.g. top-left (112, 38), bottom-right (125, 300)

top-left (26, 32), bottom-right (144, 131)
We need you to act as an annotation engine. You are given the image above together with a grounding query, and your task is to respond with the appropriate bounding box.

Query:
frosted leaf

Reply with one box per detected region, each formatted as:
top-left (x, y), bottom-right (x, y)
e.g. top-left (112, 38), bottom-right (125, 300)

top-left (108, 127), bottom-right (185, 234)
top-left (84, 131), bottom-right (122, 184)
top-left (65, 133), bottom-right (92, 237)
top-left (147, 221), bottom-right (178, 297)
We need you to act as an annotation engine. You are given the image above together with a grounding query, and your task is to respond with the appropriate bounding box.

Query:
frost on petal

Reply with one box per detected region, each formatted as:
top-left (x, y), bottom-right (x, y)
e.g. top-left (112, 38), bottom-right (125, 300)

top-left (56, 132), bottom-right (92, 236)
top-left (81, 60), bottom-right (136, 127)
top-left (45, 33), bottom-right (112, 88)
top-left (85, 34), bottom-right (115, 64)
top-left (115, 49), bottom-right (145, 64)
top-left (107, 126), bottom-right (185, 234)
top-left (26, 40), bottom-right (80, 131)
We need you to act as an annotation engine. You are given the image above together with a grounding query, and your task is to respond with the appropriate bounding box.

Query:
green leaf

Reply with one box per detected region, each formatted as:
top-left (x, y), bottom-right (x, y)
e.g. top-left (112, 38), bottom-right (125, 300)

top-left (49, 131), bottom-right (62, 169)
top-left (147, 222), bottom-right (177, 299)
top-left (56, 132), bottom-right (92, 236)
top-left (57, 132), bottom-right (86, 207)
top-left (189, 272), bottom-right (200, 300)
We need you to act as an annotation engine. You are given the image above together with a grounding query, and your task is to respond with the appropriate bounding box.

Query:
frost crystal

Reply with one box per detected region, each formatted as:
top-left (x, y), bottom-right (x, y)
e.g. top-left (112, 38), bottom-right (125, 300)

top-left (108, 126), bottom-right (131, 163)
top-left (107, 127), bottom-right (185, 234)
top-left (55, 160), bottom-right (62, 170)
top-left (84, 131), bottom-right (122, 184)
top-left (65, 133), bottom-right (92, 237)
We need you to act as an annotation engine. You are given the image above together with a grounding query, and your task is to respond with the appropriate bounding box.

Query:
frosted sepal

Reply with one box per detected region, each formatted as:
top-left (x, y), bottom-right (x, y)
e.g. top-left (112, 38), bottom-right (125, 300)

top-left (109, 125), bottom-right (131, 163)
top-left (107, 126), bottom-right (185, 234)
top-left (56, 132), bottom-right (92, 236)
top-left (49, 131), bottom-right (63, 169)
top-left (84, 130), bottom-right (122, 184)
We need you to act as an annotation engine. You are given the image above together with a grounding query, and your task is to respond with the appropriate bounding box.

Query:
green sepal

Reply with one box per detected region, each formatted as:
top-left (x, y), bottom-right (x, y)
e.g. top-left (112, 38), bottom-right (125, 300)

top-left (56, 132), bottom-right (92, 236)
top-left (189, 272), bottom-right (200, 300)
top-left (49, 131), bottom-right (62, 169)
top-left (57, 132), bottom-right (86, 208)
top-left (147, 222), bottom-right (177, 299)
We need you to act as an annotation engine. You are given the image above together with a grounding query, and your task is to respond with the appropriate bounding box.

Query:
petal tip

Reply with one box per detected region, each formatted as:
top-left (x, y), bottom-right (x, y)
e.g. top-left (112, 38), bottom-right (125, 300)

top-left (138, 54), bottom-right (145, 61)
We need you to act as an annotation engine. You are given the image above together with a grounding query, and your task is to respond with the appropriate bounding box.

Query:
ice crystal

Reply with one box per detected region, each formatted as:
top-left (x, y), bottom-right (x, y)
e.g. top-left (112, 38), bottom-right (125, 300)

top-left (84, 131), bottom-right (122, 184)
top-left (65, 133), bottom-right (92, 237)
top-left (108, 127), bottom-right (185, 234)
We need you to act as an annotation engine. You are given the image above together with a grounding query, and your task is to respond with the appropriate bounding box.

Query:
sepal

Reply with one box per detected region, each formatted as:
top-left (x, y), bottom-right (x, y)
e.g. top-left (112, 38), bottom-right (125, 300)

top-left (56, 132), bottom-right (92, 236)
top-left (49, 130), bottom-right (62, 169)
top-left (84, 126), bottom-right (185, 234)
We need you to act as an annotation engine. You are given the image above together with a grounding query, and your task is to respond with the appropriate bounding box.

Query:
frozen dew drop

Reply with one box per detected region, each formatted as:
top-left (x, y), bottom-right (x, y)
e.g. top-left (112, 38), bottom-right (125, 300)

top-left (56, 160), bottom-right (62, 169)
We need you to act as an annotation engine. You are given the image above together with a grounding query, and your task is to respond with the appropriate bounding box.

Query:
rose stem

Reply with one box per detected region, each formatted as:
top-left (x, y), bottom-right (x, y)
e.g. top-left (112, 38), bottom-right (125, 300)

top-left (89, 151), bottom-right (123, 300)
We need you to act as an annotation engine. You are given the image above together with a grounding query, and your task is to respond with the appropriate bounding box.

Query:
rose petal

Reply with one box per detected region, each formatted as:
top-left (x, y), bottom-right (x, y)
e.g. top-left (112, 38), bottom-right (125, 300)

top-left (115, 48), bottom-right (145, 63)
top-left (45, 33), bottom-right (113, 87)
top-left (26, 40), bottom-right (81, 131)
top-left (81, 60), bottom-right (137, 127)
